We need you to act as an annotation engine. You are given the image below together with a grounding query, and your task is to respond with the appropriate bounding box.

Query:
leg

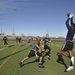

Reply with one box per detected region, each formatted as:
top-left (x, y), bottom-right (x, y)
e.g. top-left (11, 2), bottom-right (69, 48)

top-left (60, 41), bottom-right (74, 72)
top-left (44, 45), bottom-right (51, 60)
top-left (46, 46), bottom-right (51, 60)
top-left (19, 50), bottom-right (35, 67)
top-left (38, 53), bottom-right (44, 68)
top-left (65, 50), bottom-right (74, 72)
top-left (21, 56), bottom-right (29, 63)
top-left (47, 46), bottom-right (51, 56)
top-left (19, 56), bottom-right (29, 67)
top-left (60, 50), bottom-right (68, 57)
top-left (39, 56), bottom-right (43, 64)
top-left (68, 50), bottom-right (74, 66)
top-left (68, 50), bottom-right (72, 57)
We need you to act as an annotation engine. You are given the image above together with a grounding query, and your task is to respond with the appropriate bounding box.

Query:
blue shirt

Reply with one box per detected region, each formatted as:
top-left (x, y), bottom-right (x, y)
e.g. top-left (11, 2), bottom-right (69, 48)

top-left (65, 18), bottom-right (75, 41)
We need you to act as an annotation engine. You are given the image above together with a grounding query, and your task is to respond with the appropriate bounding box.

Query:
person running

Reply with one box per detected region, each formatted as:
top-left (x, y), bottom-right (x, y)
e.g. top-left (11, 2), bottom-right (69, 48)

top-left (59, 13), bottom-right (75, 72)
top-left (3, 36), bottom-right (8, 45)
top-left (19, 36), bottom-right (44, 68)
top-left (43, 34), bottom-right (51, 60)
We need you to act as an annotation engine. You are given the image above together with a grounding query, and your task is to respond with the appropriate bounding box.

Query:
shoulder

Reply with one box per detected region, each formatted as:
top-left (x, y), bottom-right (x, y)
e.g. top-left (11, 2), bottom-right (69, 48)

top-left (35, 40), bottom-right (40, 43)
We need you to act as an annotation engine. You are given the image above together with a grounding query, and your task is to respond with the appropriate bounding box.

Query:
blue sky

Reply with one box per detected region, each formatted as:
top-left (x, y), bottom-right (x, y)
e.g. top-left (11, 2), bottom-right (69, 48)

top-left (0, 0), bottom-right (75, 37)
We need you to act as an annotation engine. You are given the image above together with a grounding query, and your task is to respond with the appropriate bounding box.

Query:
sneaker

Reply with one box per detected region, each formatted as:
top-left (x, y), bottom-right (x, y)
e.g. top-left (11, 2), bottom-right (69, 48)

top-left (38, 64), bottom-right (44, 68)
top-left (71, 56), bottom-right (74, 65)
top-left (66, 66), bottom-right (74, 72)
top-left (19, 62), bottom-right (23, 67)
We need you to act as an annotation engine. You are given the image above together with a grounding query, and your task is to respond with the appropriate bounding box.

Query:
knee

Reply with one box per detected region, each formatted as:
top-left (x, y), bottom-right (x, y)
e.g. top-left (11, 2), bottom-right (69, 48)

top-left (60, 50), bottom-right (64, 55)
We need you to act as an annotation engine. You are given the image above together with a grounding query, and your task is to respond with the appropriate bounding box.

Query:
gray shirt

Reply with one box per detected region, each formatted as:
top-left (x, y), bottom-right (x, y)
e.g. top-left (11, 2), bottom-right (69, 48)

top-left (32, 40), bottom-right (40, 51)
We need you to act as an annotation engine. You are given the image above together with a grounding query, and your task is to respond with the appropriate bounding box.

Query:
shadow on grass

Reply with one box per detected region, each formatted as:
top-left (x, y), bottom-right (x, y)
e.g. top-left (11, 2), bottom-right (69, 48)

top-left (8, 45), bottom-right (15, 47)
top-left (21, 58), bottom-right (45, 67)
top-left (20, 44), bottom-right (26, 46)
top-left (56, 52), bottom-right (68, 72)
top-left (0, 46), bottom-right (31, 61)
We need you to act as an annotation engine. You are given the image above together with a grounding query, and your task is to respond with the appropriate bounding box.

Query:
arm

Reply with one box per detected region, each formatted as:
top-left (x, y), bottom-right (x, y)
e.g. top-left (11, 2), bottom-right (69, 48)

top-left (65, 18), bottom-right (70, 30)
top-left (71, 17), bottom-right (73, 24)
top-left (35, 43), bottom-right (41, 50)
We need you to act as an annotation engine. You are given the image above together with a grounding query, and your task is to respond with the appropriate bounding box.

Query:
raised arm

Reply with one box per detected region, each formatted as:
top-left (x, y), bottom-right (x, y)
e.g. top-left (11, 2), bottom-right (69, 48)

top-left (71, 17), bottom-right (73, 24)
top-left (65, 18), bottom-right (70, 30)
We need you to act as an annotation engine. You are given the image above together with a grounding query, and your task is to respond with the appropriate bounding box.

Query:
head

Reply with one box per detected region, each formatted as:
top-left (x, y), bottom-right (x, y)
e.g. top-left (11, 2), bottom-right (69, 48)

top-left (46, 34), bottom-right (49, 38)
top-left (71, 23), bottom-right (75, 29)
top-left (36, 36), bottom-right (41, 41)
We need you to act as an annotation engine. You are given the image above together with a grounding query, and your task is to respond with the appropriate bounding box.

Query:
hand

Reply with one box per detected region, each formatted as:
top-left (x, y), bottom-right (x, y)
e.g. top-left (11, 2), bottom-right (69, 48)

top-left (67, 13), bottom-right (74, 18)
top-left (69, 13), bottom-right (73, 18)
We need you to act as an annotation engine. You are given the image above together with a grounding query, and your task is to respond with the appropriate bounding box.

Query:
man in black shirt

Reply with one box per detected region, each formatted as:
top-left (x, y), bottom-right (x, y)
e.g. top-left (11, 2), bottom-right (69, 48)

top-left (43, 34), bottom-right (51, 60)
top-left (3, 36), bottom-right (8, 45)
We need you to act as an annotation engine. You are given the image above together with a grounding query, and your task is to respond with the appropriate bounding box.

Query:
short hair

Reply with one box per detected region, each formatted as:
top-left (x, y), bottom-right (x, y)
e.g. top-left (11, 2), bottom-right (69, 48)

top-left (36, 36), bottom-right (41, 40)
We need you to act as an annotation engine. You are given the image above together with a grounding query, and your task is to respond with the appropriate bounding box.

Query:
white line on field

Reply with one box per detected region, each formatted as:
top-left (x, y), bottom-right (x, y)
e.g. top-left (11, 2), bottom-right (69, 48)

top-left (0, 47), bottom-right (7, 51)
top-left (50, 43), bottom-right (61, 48)
top-left (50, 43), bottom-right (75, 52)
top-left (0, 43), bottom-right (16, 51)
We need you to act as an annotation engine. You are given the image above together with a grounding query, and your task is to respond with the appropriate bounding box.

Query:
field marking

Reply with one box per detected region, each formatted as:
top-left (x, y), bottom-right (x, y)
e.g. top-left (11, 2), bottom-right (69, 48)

top-left (0, 43), bottom-right (21, 69)
top-left (0, 43), bottom-right (16, 51)
top-left (0, 47), bottom-right (7, 51)
top-left (50, 43), bottom-right (61, 48)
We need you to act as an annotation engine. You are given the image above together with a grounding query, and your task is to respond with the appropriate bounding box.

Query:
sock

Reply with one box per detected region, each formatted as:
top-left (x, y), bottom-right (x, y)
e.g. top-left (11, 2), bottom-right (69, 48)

top-left (70, 61), bottom-right (73, 66)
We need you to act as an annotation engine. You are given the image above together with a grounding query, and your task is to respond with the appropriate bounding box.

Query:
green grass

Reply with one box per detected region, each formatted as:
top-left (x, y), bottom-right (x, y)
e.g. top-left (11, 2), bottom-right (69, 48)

top-left (0, 40), bottom-right (75, 75)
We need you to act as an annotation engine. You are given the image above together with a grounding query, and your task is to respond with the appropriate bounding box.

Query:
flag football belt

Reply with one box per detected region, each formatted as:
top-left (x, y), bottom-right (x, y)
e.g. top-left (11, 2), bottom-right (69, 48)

top-left (32, 49), bottom-right (38, 57)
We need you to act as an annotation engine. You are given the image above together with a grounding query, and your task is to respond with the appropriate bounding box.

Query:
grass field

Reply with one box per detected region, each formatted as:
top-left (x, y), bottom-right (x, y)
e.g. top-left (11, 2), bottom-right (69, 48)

top-left (0, 40), bottom-right (75, 75)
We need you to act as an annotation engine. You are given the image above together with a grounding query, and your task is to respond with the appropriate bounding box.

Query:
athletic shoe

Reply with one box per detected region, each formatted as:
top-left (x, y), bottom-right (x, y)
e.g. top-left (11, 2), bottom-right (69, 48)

top-left (71, 56), bottom-right (74, 65)
top-left (19, 62), bottom-right (23, 67)
top-left (66, 66), bottom-right (74, 72)
top-left (38, 64), bottom-right (44, 68)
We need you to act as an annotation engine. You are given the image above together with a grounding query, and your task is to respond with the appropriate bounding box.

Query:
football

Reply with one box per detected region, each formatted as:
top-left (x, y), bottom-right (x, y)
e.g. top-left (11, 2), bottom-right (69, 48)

top-left (67, 13), bottom-right (74, 18)
top-left (67, 13), bottom-right (71, 17)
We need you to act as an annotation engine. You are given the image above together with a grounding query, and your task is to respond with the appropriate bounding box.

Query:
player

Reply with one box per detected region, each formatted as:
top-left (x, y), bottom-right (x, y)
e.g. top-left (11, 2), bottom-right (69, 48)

top-left (58, 13), bottom-right (75, 72)
top-left (43, 34), bottom-right (51, 60)
top-left (19, 36), bottom-right (44, 68)
top-left (3, 36), bottom-right (8, 45)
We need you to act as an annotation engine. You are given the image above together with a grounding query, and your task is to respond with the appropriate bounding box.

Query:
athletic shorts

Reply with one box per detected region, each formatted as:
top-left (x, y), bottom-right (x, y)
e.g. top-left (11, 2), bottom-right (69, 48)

top-left (28, 50), bottom-right (42, 58)
top-left (61, 41), bottom-right (74, 51)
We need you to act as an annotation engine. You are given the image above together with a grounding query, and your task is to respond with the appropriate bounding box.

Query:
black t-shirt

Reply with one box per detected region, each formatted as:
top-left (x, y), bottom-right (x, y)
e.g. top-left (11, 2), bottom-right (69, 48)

top-left (43, 37), bottom-right (50, 45)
